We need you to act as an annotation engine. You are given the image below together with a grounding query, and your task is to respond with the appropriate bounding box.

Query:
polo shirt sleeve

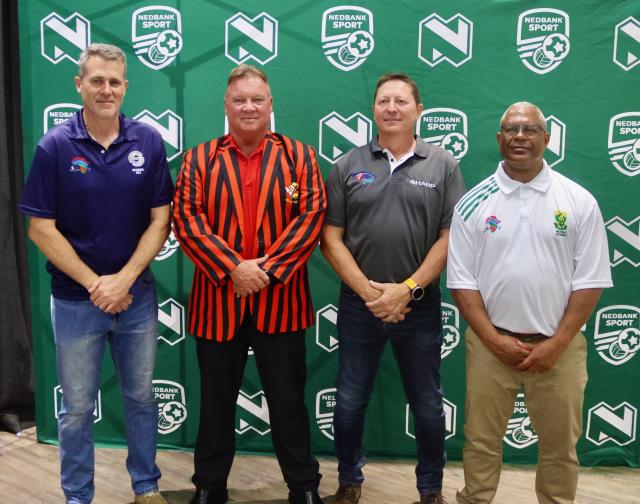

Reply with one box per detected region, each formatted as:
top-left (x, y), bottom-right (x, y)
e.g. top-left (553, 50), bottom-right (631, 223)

top-left (18, 144), bottom-right (57, 219)
top-left (446, 210), bottom-right (478, 290)
top-left (572, 198), bottom-right (613, 290)
top-left (324, 159), bottom-right (347, 228)
top-left (440, 159), bottom-right (466, 230)
top-left (151, 133), bottom-right (174, 207)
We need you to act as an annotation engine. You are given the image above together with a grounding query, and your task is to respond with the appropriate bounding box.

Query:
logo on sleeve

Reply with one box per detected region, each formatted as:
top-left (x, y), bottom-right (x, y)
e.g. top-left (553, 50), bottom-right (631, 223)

top-left (594, 305), bottom-right (640, 366)
top-left (484, 215), bottom-right (501, 233)
top-left (70, 156), bottom-right (90, 174)
top-left (504, 392), bottom-right (538, 448)
top-left (321, 6), bottom-right (374, 71)
top-left (225, 12), bottom-right (278, 65)
top-left (417, 108), bottom-right (469, 160)
top-left (132, 6), bottom-right (183, 70)
top-left (418, 13), bottom-right (473, 67)
top-left (613, 17), bottom-right (640, 71)
top-left (517, 9), bottom-right (570, 74)
top-left (608, 113), bottom-right (640, 176)
top-left (40, 12), bottom-right (90, 65)
top-left (153, 380), bottom-right (188, 434)
top-left (553, 210), bottom-right (568, 237)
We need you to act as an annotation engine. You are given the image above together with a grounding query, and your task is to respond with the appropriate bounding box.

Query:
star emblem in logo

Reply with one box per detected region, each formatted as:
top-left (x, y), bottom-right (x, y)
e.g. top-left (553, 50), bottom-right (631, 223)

top-left (346, 30), bottom-right (374, 58)
top-left (441, 132), bottom-right (468, 159)
top-left (541, 33), bottom-right (570, 62)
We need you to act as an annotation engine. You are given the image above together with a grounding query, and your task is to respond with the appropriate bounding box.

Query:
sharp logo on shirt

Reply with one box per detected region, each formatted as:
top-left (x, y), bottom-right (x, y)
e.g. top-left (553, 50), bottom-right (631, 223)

top-left (504, 392), bottom-right (538, 449)
top-left (553, 210), bottom-right (568, 237)
top-left (131, 6), bottom-right (183, 71)
top-left (315, 387), bottom-right (337, 440)
top-left (418, 13), bottom-right (473, 67)
top-left (417, 108), bottom-right (469, 160)
top-left (586, 401), bottom-right (637, 447)
top-left (484, 215), bottom-right (501, 233)
top-left (134, 109), bottom-right (184, 162)
top-left (545, 115), bottom-right (566, 167)
top-left (406, 397), bottom-right (456, 440)
top-left (284, 182), bottom-right (299, 204)
top-left (225, 12), bottom-right (278, 65)
top-left (236, 389), bottom-right (271, 435)
top-left (409, 179), bottom-right (436, 188)
top-left (43, 103), bottom-right (81, 133)
top-left (517, 9), bottom-right (570, 75)
top-left (54, 385), bottom-right (101, 424)
top-left (157, 298), bottom-right (185, 346)
top-left (607, 113), bottom-right (640, 177)
top-left (40, 12), bottom-right (90, 65)
top-left (316, 304), bottom-right (339, 352)
top-left (128, 150), bottom-right (145, 174)
top-left (319, 111), bottom-right (372, 163)
top-left (613, 17), bottom-right (640, 72)
top-left (153, 380), bottom-right (188, 434)
top-left (155, 230), bottom-right (180, 261)
top-left (69, 156), bottom-right (90, 174)
top-left (441, 302), bottom-right (460, 358)
top-left (321, 6), bottom-right (374, 72)
top-left (594, 305), bottom-right (640, 366)
top-left (605, 215), bottom-right (640, 267)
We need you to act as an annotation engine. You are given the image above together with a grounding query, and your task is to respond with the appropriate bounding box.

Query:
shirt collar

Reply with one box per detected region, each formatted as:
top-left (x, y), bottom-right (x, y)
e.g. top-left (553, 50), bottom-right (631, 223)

top-left (370, 135), bottom-right (429, 158)
top-left (68, 109), bottom-right (137, 143)
top-left (495, 160), bottom-right (553, 195)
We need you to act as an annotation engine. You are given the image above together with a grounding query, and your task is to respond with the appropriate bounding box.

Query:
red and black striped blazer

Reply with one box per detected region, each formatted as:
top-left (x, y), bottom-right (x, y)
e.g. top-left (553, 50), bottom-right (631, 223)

top-left (172, 132), bottom-right (326, 342)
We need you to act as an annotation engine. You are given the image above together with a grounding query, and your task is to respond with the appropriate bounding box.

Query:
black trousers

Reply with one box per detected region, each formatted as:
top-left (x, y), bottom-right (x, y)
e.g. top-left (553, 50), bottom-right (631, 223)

top-left (192, 314), bottom-right (321, 496)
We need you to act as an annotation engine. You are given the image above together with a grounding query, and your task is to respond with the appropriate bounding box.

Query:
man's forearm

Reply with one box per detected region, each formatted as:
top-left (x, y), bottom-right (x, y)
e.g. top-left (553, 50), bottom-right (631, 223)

top-left (553, 288), bottom-right (602, 348)
top-left (451, 289), bottom-right (500, 344)
top-left (410, 230), bottom-right (449, 287)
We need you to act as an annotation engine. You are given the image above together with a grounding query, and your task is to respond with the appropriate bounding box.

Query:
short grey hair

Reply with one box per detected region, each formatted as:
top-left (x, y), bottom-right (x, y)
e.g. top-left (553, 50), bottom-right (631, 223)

top-left (499, 101), bottom-right (547, 130)
top-left (227, 64), bottom-right (269, 88)
top-left (78, 43), bottom-right (127, 78)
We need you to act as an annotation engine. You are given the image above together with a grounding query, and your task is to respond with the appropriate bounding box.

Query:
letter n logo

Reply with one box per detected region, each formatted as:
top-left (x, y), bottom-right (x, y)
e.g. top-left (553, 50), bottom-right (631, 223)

top-left (41, 12), bottom-right (91, 64)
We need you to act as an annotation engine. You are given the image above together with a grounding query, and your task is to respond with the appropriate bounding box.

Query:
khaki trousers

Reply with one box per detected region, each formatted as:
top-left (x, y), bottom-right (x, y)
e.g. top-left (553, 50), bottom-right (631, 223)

top-left (456, 328), bottom-right (587, 504)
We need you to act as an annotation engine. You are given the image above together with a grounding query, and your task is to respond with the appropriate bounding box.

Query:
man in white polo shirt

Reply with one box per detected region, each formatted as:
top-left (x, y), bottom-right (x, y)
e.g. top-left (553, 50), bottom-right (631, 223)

top-left (447, 101), bottom-right (612, 504)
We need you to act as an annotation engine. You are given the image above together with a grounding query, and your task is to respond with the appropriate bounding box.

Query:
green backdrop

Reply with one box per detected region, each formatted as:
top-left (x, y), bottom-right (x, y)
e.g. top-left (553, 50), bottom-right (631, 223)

top-left (19, 0), bottom-right (639, 467)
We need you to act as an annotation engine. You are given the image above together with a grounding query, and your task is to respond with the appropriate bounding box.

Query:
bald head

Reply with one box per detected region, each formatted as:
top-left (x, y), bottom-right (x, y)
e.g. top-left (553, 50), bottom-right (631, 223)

top-left (499, 102), bottom-right (546, 130)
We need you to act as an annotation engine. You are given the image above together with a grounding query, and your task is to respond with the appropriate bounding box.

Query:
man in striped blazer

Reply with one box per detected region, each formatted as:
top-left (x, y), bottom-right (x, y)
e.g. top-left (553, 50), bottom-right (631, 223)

top-left (173, 65), bottom-right (326, 504)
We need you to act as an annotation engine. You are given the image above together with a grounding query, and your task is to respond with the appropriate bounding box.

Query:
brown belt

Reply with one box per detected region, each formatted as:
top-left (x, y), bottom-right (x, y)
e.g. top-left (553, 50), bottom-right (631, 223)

top-left (494, 326), bottom-right (548, 342)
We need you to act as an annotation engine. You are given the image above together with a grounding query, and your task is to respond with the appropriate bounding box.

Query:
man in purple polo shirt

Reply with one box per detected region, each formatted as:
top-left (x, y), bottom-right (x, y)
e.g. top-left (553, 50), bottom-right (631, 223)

top-left (19, 43), bottom-right (172, 504)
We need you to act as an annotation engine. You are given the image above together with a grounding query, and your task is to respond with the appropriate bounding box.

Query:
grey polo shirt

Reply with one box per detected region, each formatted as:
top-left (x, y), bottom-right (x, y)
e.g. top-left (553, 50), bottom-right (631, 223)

top-left (325, 137), bottom-right (466, 286)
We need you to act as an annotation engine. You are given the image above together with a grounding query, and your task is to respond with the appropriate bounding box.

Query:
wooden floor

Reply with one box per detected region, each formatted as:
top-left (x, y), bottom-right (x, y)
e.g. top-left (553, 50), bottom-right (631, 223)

top-left (0, 428), bottom-right (638, 503)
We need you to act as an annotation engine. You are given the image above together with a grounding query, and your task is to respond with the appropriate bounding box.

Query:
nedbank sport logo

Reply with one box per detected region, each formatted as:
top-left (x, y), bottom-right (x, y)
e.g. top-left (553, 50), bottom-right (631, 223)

top-left (504, 392), bottom-right (538, 449)
top-left (156, 229), bottom-right (180, 261)
top-left (608, 112), bottom-right (640, 176)
top-left (43, 103), bottom-right (81, 133)
top-left (131, 6), bottom-right (183, 71)
top-left (316, 388), bottom-right (337, 440)
top-left (41, 12), bottom-right (90, 65)
top-left (153, 380), bottom-right (187, 434)
top-left (613, 17), bottom-right (640, 71)
top-left (225, 12), bottom-right (278, 65)
top-left (441, 302), bottom-right (460, 358)
top-left (417, 108), bottom-right (469, 160)
top-left (605, 215), bottom-right (640, 267)
top-left (54, 385), bottom-right (101, 423)
top-left (586, 401), bottom-right (637, 447)
top-left (406, 397), bottom-right (456, 440)
top-left (319, 111), bottom-right (372, 163)
top-left (418, 14), bottom-right (473, 67)
top-left (517, 9), bottom-right (570, 75)
top-left (545, 115), bottom-right (565, 167)
top-left (236, 389), bottom-right (271, 435)
top-left (158, 298), bottom-right (185, 346)
top-left (316, 304), bottom-right (339, 352)
top-left (321, 6), bottom-right (374, 72)
top-left (594, 305), bottom-right (640, 366)
top-left (133, 109), bottom-right (183, 162)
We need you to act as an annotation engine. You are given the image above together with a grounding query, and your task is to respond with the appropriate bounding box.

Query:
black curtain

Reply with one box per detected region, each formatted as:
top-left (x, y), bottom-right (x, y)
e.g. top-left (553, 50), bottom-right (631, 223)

top-left (0, 0), bottom-right (34, 433)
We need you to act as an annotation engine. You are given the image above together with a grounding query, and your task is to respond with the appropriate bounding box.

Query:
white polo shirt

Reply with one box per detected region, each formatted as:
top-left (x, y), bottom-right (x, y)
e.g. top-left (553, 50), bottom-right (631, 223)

top-left (447, 161), bottom-right (613, 336)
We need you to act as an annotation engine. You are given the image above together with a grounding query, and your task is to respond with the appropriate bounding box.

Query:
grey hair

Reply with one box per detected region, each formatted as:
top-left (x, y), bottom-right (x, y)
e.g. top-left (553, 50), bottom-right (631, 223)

top-left (499, 101), bottom-right (547, 130)
top-left (78, 43), bottom-right (127, 78)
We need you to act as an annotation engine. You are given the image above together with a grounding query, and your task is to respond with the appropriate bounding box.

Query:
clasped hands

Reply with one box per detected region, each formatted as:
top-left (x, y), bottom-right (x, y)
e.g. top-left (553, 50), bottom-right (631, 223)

top-left (88, 273), bottom-right (134, 314)
top-left (488, 333), bottom-right (564, 373)
top-left (231, 254), bottom-right (271, 297)
top-left (364, 280), bottom-right (412, 324)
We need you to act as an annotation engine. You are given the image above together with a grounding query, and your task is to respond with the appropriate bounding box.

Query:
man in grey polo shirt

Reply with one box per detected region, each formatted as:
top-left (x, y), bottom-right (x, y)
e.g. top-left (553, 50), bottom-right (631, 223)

top-left (321, 73), bottom-right (466, 504)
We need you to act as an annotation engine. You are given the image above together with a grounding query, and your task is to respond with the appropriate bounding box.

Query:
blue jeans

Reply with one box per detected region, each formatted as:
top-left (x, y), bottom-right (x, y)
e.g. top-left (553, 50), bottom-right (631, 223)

top-left (51, 275), bottom-right (161, 503)
top-left (333, 285), bottom-right (446, 496)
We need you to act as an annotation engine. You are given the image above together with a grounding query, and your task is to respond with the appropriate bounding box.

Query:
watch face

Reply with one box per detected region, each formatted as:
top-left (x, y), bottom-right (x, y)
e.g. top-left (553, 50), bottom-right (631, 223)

top-left (411, 286), bottom-right (425, 301)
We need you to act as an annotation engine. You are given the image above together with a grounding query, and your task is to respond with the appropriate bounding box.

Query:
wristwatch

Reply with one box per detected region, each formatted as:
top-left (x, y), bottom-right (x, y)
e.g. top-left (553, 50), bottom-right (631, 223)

top-left (403, 277), bottom-right (424, 301)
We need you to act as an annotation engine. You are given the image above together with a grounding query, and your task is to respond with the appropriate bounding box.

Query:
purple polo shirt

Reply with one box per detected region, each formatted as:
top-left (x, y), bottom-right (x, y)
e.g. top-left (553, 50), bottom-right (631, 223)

top-left (19, 110), bottom-right (174, 300)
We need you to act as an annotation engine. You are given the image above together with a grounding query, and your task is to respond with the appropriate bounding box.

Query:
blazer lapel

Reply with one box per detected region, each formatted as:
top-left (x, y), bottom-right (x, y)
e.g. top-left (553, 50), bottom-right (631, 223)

top-left (256, 138), bottom-right (280, 228)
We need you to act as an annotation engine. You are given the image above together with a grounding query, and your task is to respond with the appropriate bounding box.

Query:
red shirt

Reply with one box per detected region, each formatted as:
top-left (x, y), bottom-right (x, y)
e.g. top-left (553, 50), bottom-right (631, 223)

top-left (229, 136), bottom-right (264, 259)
